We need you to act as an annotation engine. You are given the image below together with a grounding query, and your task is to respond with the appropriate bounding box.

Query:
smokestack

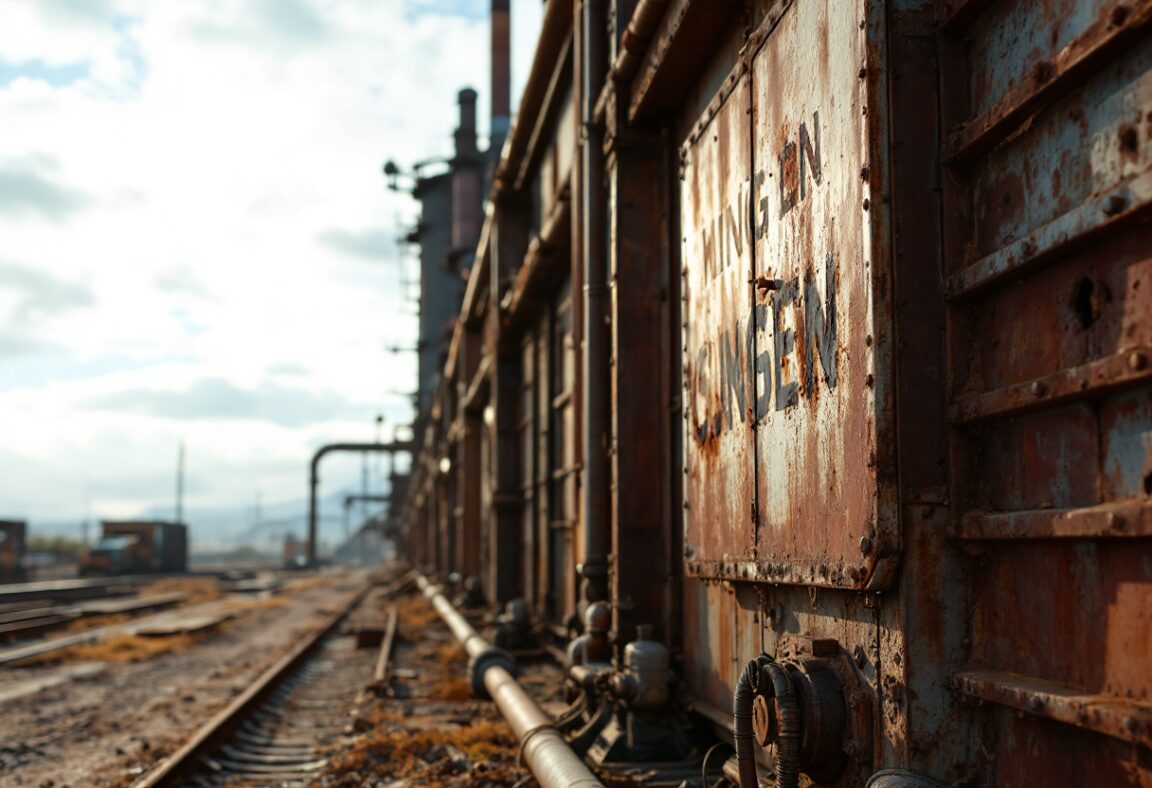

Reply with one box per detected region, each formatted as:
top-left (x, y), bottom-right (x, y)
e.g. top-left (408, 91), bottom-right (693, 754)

top-left (454, 88), bottom-right (479, 159)
top-left (452, 88), bottom-right (482, 250)
top-left (490, 0), bottom-right (511, 145)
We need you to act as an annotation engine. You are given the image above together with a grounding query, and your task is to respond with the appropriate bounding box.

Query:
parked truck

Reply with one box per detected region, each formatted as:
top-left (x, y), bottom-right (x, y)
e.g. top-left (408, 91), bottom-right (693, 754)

top-left (0, 521), bottom-right (28, 583)
top-left (78, 521), bottom-right (187, 576)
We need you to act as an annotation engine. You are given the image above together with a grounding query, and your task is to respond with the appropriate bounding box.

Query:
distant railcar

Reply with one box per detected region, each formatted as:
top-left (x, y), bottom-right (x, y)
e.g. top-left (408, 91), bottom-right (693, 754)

top-left (402, 1), bottom-right (1152, 784)
top-left (0, 521), bottom-right (29, 583)
top-left (78, 521), bottom-right (187, 575)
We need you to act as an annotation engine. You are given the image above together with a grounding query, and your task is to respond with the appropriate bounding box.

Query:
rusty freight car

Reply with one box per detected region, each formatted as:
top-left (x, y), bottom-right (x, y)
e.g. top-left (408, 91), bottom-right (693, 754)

top-left (400, 0), bottom-right (1152, 785)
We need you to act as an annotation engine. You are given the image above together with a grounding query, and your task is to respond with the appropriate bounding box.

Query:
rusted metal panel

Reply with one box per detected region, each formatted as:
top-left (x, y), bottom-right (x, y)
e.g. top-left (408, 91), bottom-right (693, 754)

top-left (972, 708), bottom-right (1152, 786)
top-left (680, 0), bottom-right (897, 590)
top-left (680, 73), bottom-right (756, 571)
top-left (750, 0), bottom-right (895, 590)
top-left (942, 0), bottom-right (1152, 779)
top-left (679, 578), bottom-right (740, 714)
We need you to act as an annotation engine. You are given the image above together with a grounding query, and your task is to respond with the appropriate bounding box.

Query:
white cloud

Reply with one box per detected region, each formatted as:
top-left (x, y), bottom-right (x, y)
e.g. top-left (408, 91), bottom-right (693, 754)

top-left (0, 0), bottom-right (536, 543)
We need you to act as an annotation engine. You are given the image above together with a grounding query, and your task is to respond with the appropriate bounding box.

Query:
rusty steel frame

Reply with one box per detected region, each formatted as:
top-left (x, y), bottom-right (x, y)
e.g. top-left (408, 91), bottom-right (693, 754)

top-left (398, 0), bottom-right (1152, 783)
top-left (938, 0), bottom-right (1152, 782)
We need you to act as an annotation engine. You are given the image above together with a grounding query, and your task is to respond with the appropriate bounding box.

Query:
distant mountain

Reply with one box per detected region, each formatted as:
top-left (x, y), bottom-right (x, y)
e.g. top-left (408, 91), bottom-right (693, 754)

top-left (27, 484), bottom-right (396, 554)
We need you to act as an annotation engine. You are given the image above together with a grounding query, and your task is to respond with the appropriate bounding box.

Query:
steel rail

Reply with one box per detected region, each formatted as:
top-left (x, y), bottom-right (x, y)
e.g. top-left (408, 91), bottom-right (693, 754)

top-left (416, 575), bottom-right (604, 788)
top-left (134, 582), bottom-right (372, 788)
top-left (371, 603), bottom-right (399, 688)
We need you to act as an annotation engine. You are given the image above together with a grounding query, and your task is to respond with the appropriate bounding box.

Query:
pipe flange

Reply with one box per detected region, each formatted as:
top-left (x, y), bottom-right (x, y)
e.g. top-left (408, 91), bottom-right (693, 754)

top-left (468, 646), bottom-right (517, 699)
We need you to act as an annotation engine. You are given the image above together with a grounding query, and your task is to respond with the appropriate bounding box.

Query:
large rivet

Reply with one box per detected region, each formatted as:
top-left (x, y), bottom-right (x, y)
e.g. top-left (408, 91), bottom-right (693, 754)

top-left (859, 536), bottom-right (874, 555)
top-left (1129, 351), bottom-right (1148, 371)
top-left (1030, 380), bottom-right (1047, 397)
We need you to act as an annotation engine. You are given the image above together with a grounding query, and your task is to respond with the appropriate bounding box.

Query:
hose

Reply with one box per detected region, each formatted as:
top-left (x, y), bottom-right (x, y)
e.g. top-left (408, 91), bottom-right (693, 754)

top-left (763, 661), bottom-right (801, 788)
top-left (733, 658), bottom-right (761, 787)
top-left (733, 656), bottom-right (802, 788)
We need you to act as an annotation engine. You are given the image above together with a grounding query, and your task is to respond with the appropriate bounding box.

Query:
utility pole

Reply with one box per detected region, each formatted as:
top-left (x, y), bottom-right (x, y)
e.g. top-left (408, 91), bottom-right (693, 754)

top-left (175, 441), bottom-right (185, 525)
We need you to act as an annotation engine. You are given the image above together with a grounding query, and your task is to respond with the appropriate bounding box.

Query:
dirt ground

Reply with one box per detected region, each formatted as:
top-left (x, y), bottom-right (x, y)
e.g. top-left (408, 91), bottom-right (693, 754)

top-left (0, 572), bottom-right (365, 787)
top-left (0, 573), bottom-right (576, 788)
top-left (318, 589), bottom-right (569, 788)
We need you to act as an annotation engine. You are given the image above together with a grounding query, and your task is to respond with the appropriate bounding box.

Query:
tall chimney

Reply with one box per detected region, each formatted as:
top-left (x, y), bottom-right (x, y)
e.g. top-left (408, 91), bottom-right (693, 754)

top-left (490, 0), bottom-right (511, 147)
top-left (454, 87), bottom-right (479, 159)
top-left (452, 88), bottom-right (482, 250)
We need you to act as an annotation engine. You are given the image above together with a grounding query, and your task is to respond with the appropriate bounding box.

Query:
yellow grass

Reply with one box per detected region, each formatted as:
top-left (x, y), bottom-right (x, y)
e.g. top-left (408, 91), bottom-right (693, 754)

top-left (22, 632), bottom-right (198, 666)
top-left (395, 593), bottom-right (441, 638)
top-left (286, 574), bottom-right (341, 591)
top-left (329, 718), bottom-right (522, 786)
top-left (429, 676), bottom-right (472, 702)
top-left (142, 577), bottom-right (224, 605)
top-left (218, 595), bottom-right (290, 613)
top-left (62, 612), bottom-right (131, 634)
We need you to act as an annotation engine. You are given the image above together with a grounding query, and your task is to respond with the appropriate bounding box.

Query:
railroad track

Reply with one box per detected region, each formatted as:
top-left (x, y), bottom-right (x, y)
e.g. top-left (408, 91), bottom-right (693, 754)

top-left (136, 575), bottom-right (402, 787)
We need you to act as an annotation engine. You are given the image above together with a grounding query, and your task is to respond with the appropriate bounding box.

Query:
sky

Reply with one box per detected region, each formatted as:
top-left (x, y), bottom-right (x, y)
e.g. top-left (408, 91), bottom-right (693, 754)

top-left (0, 0), bottom-right (542, 548)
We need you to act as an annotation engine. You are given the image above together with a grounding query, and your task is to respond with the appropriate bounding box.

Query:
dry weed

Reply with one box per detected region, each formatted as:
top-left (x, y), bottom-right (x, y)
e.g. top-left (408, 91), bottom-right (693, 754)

top-left (395, 594), bottom-right (440, 638)
top-left (22, 632), bottom-right (199, 666)
top-left (62, 612), bottom-right (131, 634)
top-left (219, 595), bottom-right (290, 614)
top-left (430, 676), bottom-right (472, 702)
top-left (286, 575), bottom-right (341, 591)
top-left (329, 718), bottom-right (522, 786)
top-left (142, 577), bottom-right (224, 605)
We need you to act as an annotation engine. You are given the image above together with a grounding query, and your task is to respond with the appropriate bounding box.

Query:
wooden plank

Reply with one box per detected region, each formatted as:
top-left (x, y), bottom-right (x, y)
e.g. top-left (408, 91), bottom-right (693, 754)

top-left (135, 613), bottom-right (234, 638)
top-left (74, 592), bottom-right (188, 616)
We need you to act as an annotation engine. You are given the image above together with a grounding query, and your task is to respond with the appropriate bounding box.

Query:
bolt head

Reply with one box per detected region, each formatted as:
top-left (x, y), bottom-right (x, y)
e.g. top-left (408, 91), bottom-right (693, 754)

top-left (859, 536), bottom-right (874, 555)
top-left (1129, 351), bottom-right (1147, 371)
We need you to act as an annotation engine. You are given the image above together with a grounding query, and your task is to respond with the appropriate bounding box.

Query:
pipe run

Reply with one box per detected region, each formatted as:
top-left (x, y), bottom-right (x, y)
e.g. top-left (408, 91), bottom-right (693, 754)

top-left (307, 441), bottom-right (411, 567)
top-left (611, 0), bottom-right (668, 84)
top-left (578, 0), bottom-right (611, 609)
top-left (416, 575), bottom-right (604, 788)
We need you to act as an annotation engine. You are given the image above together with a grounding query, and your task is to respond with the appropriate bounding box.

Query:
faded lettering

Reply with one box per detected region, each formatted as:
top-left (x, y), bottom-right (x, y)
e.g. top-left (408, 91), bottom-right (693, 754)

top-left (690, 253), bottom-right (838, 443)
top-left (687, 109), bottom-right (836, 445)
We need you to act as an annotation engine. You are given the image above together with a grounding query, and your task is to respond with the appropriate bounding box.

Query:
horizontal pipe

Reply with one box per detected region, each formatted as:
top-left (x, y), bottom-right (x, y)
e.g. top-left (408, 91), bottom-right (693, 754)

top-left (569, 663), bottom-right (599, 691)
top-left (417, 575), bottom-right (604, 788)
top-left (493, 0), bottom-right (574, 196)
top-left (611, 0), bottom-right (668, 84)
